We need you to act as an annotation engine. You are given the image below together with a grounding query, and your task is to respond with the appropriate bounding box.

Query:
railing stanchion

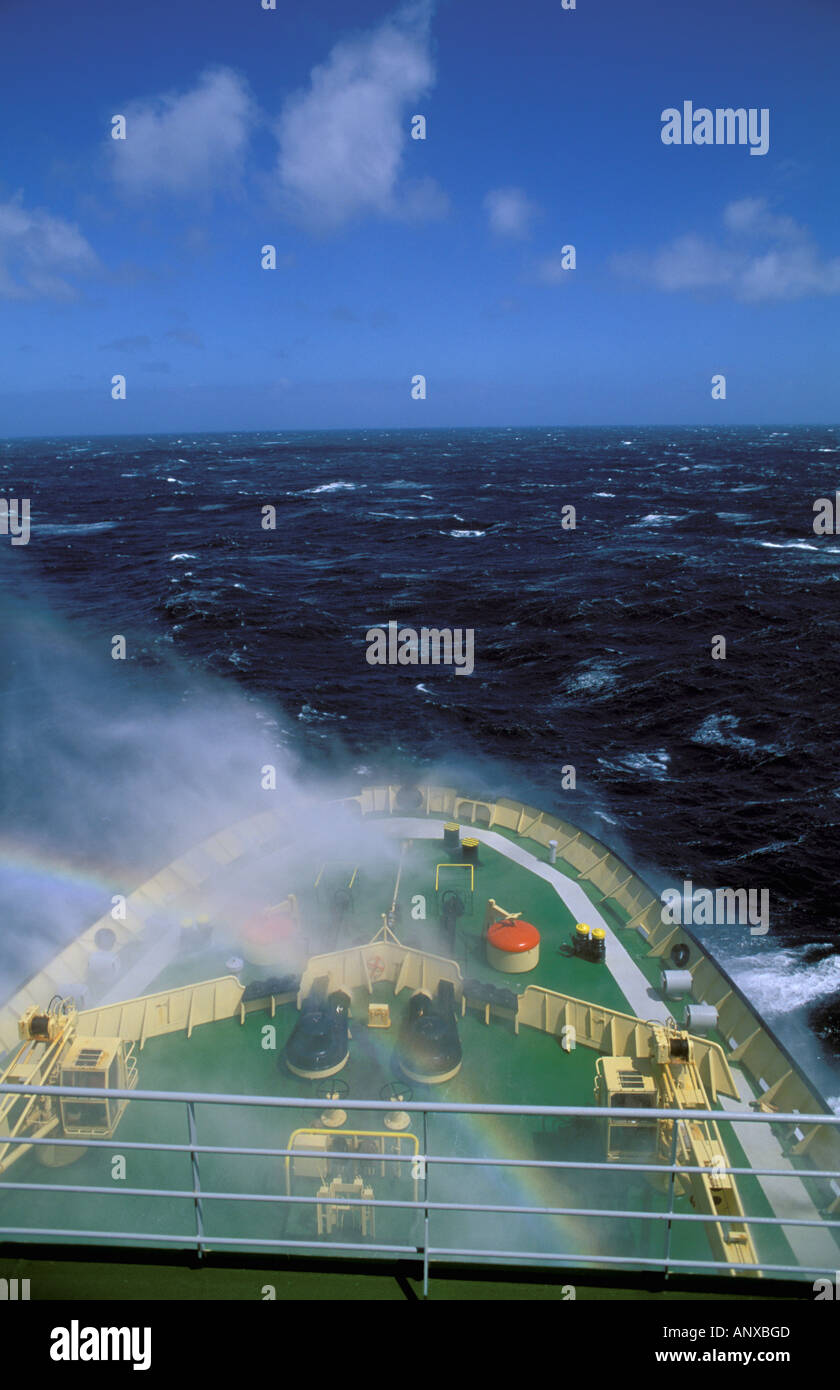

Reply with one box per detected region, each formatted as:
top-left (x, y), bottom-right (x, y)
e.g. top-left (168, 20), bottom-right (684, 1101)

top-left (662, 1113), bottom-right (680, 1279)
top-left (422, 1107), bottom-right (430, 1298)
top-left (187, 1100), bottom-right (205, 1260)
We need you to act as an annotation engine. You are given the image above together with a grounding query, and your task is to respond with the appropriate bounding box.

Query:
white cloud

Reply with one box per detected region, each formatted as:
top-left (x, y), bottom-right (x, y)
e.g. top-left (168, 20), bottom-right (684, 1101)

top-left (614, 199), bottom-right (840, 302)
top-left (620, 234), bottom-right (738, 292)
top-left (0, 195), bottom-right (99, 300)
top-left (535, 251), bottom-right (575, 285)
top-left (110, 68), bottom-right (256, 197)
top-left (722, 198), bottom-right (800, 241)
top-left (738, 244), bottom-right (840, 300)
top-left (484, 187), bottom-right (538, 239)
top-left (274, 0), bottom-right (443, 230)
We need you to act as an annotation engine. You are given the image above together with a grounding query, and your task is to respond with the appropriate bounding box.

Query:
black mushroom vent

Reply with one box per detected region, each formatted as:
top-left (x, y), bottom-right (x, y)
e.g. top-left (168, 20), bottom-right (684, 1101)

top-left (399, 980), bottom-right (462, 1085)
top-left (284, 980), bottom-right (350, 1080)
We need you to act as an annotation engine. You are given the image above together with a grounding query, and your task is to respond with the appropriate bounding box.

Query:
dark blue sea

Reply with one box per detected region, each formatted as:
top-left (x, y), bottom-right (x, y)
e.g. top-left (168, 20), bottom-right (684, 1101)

top-left (3, 425), bottom-right (840, 1087)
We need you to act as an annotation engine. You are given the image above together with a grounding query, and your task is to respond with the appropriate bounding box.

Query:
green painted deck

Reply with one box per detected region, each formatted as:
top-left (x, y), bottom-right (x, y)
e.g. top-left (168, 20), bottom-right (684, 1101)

top-left (0, 823), bottom-right (832, 1284)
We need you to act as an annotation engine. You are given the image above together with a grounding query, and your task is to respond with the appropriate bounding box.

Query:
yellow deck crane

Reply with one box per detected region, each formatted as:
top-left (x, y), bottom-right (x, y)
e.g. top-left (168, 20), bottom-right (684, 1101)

top-left (595, 1020), bottom-right (758, 1272)
top-left (0, 998), bottom-right (137, 1175)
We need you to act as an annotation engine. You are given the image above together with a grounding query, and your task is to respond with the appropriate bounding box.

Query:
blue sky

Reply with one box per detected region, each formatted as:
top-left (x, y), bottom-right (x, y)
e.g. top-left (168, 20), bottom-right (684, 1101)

top-left (1, 0), bottom-right (838, 433)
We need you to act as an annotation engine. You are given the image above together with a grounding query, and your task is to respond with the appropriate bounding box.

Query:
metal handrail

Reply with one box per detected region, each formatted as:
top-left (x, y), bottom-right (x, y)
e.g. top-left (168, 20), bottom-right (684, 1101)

top-left (4, 1081), bottom-right (840, 1123)
top-left (1, 1079), bottom-right (838, 1295)
top-left (4, 1131), bottom-right (840, 1181)
top-left (1, 1179), bottom-right (838, 1229)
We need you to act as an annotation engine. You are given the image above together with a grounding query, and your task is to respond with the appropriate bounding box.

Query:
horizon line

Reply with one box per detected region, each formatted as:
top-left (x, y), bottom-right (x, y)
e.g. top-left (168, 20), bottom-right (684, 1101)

top-left (2, 421), bottom-right (838, 444)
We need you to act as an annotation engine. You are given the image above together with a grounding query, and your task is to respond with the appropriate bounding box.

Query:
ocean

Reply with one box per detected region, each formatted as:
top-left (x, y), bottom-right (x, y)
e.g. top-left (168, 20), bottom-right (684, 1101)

top-left (2, 424), bottom-right (840, 1087)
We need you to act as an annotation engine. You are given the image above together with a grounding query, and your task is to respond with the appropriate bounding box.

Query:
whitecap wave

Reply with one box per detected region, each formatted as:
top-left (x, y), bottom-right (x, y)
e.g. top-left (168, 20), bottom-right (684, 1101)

top-left (725, 948), bottom-right (840, 1018)
top-left (692, 713), bottom-right (756, 752)
top-left (599, 749), bottom-right (670, 781)
top-left (37, 521), bottom-right (117, 536)
top-left (304, 481), bottom-right (358, 494)
top-left (568, 662), bottom-right (620, 694)
top-left (759, 541), bottom-right (820, 552)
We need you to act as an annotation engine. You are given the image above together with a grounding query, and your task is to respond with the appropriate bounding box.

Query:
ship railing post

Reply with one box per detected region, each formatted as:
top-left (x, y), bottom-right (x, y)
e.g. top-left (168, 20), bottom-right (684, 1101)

top-left (422, 1108), bottom-right (430, 1298)
top-left (187, 1100), bottom-right (205, 1260)
top-left (662, 1112), bottom-right (680, 1281)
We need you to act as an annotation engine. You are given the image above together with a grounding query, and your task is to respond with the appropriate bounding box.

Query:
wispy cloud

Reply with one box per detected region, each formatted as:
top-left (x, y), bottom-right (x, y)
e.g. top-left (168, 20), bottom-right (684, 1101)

top-left (0, 195), bottom-right (99, 300)
top-left (109, 68), bottom-right (256, 198)
top-left (100, 335), bottom-right (152, 352)
top-left (721, 197), bottom-right (800, 240)
top-left (165, 327), bottom-right (204, 348)
top-left (484, 187), bottom-right (538, 239)
top-left (535, 251), bottom-right (575, 285)
top-left (274, 0), bottom-right (444, 230)
top-left (613, 199), bottom-right (840, 302)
